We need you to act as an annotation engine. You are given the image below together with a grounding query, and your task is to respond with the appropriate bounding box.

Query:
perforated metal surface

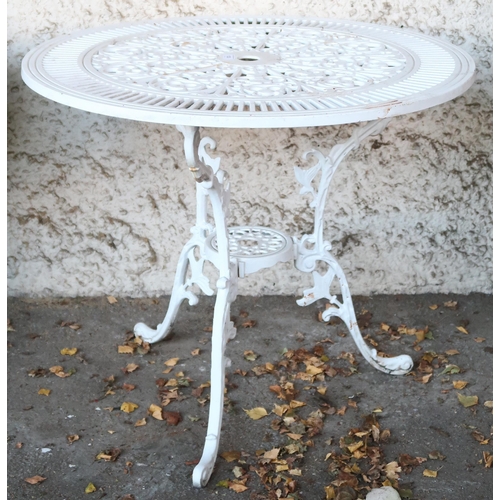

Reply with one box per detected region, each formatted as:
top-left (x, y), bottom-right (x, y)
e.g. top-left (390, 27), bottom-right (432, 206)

top-left (21, 16), bottom-right (476, 128)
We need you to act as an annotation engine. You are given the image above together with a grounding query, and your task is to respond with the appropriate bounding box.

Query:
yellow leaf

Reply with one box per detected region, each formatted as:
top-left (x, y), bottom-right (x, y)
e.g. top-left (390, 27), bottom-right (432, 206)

top-left (107, 296), bottom-right (118, 304)
top-left (325, 485), bottom-right (336, 500)
top-left (456, 326), bottom-right (469, 334)
top-left (244, 407), bottom-right (268, 420)
top-left (60, 347), bottom-right (78, 356)
top-left (457, 393), bottom-right (478, 407)
top-left (134, 418), bottom-right (147, 427)
top-left (124, 363), bottom-right (139, 373)
top-left (289, 400), bottom-right (306, 409)
top-left (38, 388), bottom-right (51, 396)
top-left (120, 402), bottom-right (139, 413)
top-left (423, 469), bottom-right (438, 477)
top-left (453, 380), bottom-right (468, 390)
top-left (429, 304), bottom-right (439, 310)
top-left (118, 345), bottom-right (134, 354)
top-left (306, 365), bottom-right (323, 376)
top-left (85, 482), bottom-right (97, 493)
top-left (347, 441), bottom-right (364, 453)
top-left (317, 386), bottom-right (327, 395)
top-left (276, 464), bottom-right (289, 472)
top-left (148, 404), bottom-right (163, 420)
top-left (164, 358), bottom-right (180, 367)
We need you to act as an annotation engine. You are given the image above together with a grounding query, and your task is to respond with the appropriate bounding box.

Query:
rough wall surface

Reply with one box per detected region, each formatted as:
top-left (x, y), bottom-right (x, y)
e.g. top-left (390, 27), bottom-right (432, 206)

top-left (7, 0), bottom-right (492, 298)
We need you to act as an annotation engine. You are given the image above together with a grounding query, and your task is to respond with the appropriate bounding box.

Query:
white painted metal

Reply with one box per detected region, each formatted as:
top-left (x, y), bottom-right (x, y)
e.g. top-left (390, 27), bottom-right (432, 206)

top-left (206, 226), bottom-right (294, 277)
top-left (21, 16), bottom-right (476, 128)
top-left (21, 16), bottom-right (476, 488)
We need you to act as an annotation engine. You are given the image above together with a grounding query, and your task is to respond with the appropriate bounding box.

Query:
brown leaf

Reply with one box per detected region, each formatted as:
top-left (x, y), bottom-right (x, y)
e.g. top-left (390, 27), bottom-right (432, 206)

top-left (483, 451), bottom-right (493, 468)
top-left (221, 450), bottom-right (241, 462)
top-left (191, 348), bottom-right (200, 356)
top-left (96, 448), bottom-right (121, 461)
top-left (162, 411), bottom-right (182, 425)
top-left (241, 320), bottom-right (256, 328)
top-left (25, 475), bottom-right (46, 484)
top-left (164, 358), bottom-right (179, 367)
top-left (38, 388), bottom-right (51, 396)
top-left (118, 345), bottom-right (135, 354)
top-left (67, 434), bottom-right (80, 444)
top-left (453, 380), bottom-right (468, 390)
top-left (122, 383), bottom-right (136, 391)
top-left (123, 363), bottom-right (139, 373)
top-left (229, 483), bottom-right (248, 492)
top-left (429, 304), bottom-right (439, 310)
top-left (134, 418), bottom-right (147, 427)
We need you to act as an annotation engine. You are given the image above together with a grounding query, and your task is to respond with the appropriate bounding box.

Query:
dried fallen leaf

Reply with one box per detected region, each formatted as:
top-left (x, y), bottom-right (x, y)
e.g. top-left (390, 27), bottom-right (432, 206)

top-left (122, 383), bottom-right (136, 392)
top-left (67, 434), bottom-right (80, 444)
top-left (457, 393), bottom-right (479, 408)
top-left (123, 363), bottom-right (139, 373)
top-left (25, 475), bottom-right (46, 484)
top-left (38, 388), bottom-right (51, 396)
top-left (107, 296), bottom-right (118, 304)
top-left (423, 469), bottom-right (438, 477)
top-left (483, 451), bottom-right (493, 468)
top-left (118, 345), bottom-right (135, 354)
top-left (429, 304), bottom-right (439, 310)
top-left (241, 320), bottom-right (257, 328)
top-left (85, 482), bottom-right (97, 493)
top-left (120, 402), bottom-right (139, 413)
top-left (60, 347), bottom-right (78, 356)
top-left (456, 326), bottom-right (469, 334)
top-left (445, 349), bottom-right (460, 356)
top-left (164, 358), bottom-right (180, 367)
top-left (444, 300), bottom-right (458, 309)
top-left (191, 348), bottom-right (200, 356)
top-left (484, 400), bottom-right (493, 409)
top-left (229, 483), bottom-right (248, 493)
top-left (96, 448), bottom-right (121, 461)
top-left (453, 380), bottom-right (468, 390)
top-left (221, 450), bottom-right (241, 462)
top-left (428, 450), bottom-right (446, 460)
top-left (163, 411), bottom-right (182, 425)
top-left (134, 418), bottom-right (147, 427)
top-left (149, 404), bottom-right (163, 420)
top-left (474, 337), bottom-right (486, 343)
top-left (243, 350), bottom-right (258, 361)
top-left (263, 448), bottom-right (280, 460)
top-left (244, 407), bottom-right (268, 420)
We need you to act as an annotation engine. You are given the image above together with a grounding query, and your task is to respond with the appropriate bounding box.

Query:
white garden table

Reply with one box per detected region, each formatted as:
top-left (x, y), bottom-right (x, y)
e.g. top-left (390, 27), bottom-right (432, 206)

top-left (22, 16), bottom-right (476, 487)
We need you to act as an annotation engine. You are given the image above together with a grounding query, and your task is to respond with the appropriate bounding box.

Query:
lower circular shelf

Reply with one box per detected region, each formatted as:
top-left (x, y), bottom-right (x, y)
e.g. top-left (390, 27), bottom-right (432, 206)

top-left (205, 226), bottom-right (294, 276)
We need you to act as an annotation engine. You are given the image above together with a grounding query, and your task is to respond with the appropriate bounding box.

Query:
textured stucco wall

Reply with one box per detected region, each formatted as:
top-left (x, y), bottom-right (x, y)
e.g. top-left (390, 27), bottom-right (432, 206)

top-left (7, 0), bottom-right (492, 298)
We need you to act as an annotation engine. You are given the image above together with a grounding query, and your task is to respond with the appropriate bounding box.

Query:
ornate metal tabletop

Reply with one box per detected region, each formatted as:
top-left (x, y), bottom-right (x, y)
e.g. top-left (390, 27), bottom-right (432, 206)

top-left (21, 16), bottom-right (475, 128)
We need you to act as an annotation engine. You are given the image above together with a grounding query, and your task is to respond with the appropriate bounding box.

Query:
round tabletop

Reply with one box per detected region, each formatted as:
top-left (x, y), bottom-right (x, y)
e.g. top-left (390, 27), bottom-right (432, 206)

top-left (21, 16), bottom-right (476, 128)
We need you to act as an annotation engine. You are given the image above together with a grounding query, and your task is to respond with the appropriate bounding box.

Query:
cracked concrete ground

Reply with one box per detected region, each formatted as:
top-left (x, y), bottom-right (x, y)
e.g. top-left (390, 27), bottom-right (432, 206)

top-left (7, 293), bottom-right (493, 500)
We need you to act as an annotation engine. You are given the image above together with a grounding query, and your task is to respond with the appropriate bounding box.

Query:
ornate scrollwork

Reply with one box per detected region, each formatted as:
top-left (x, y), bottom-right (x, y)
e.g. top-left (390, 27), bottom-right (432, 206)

top-left (92, 27), bottom-right (406, 99)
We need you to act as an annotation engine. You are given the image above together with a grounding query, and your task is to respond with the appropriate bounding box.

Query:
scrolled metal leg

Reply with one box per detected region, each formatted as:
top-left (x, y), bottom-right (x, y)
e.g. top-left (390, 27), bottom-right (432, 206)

top-left (294, 119), bottom-right (413, 375)
top-left (133, 127), bottom-right (217, 343)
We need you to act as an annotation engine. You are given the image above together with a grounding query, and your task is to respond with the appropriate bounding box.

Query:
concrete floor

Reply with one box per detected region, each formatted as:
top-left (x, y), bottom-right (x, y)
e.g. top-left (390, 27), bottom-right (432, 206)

top-left (7, 293), bottom-right (493, 500)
